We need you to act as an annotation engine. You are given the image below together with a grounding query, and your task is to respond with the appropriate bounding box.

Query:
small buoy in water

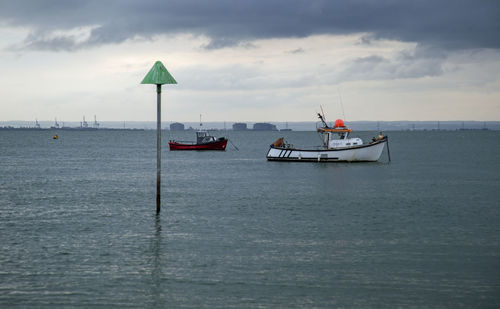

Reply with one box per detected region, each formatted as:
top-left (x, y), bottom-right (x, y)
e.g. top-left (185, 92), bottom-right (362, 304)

top-left (53, 134), bottom-right (59, 140)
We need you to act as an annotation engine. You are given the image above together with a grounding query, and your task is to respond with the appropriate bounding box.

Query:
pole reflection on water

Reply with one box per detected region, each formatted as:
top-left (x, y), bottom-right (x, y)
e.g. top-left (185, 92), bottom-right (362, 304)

top-left (147, 214), bottom-right (164, 306)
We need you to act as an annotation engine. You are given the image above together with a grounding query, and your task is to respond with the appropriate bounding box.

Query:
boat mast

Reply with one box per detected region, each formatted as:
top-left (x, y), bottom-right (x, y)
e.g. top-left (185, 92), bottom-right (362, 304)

top-left (319, 105), bottom-right (329, 127)
top-left (317, 107), bottom-right (329, 148)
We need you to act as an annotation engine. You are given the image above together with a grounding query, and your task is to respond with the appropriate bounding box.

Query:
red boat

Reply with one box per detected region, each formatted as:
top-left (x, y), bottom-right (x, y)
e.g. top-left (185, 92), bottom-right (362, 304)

top-left (169, 130), bottom-right (228, 151)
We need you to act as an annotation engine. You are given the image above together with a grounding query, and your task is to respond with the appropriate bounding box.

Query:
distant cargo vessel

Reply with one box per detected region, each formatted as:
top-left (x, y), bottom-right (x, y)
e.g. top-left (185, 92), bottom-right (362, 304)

top-left (253, 123), bottom-right (278, 131)
top-left (232, 123), bottom-right (247, 131)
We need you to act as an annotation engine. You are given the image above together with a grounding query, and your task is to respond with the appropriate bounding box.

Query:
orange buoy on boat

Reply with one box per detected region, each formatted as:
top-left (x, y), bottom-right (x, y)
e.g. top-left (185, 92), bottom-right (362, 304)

top-left (334, 119), bottom-right (345, 128)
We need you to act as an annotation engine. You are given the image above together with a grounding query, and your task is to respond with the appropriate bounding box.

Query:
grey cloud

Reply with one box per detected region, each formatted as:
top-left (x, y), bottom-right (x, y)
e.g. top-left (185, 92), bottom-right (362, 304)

top-left (173, 62), bottom-right (321, 92)
top-left (1, 0), bottom-right (499, 52)
top-left (201, 38), bottom-right (257, 50)
top-left (287, 48), bottom-right (305, 54)
top-left (338, 45), bottom-right (446, 81)
top-left (17, 32), bottom-right (80, 52)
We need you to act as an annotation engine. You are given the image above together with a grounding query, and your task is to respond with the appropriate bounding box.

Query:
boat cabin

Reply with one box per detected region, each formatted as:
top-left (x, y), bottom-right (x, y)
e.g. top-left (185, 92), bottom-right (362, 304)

top-left (196, 130), bottom-right (216, 144)
top-left (322, 130), bottom-right (363, 149)
top-left (317, 119), bottom-right (363, 149)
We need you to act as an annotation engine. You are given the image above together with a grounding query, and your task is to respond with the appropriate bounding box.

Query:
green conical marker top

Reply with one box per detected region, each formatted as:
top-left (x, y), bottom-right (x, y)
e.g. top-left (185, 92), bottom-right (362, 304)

top-left (141, 61), bottom-right (177, 85)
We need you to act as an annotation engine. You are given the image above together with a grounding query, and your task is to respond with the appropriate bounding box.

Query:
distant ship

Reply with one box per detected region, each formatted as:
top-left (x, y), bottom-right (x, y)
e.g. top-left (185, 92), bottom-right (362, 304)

top-left (50, 118), bottom-right (60, 129)
top-left (280, 122), bottom-right (292, 131)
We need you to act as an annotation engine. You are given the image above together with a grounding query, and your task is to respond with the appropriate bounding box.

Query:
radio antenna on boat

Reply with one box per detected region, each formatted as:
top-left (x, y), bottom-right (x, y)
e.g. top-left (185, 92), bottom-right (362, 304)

top-left (199, 114), bottom-right (202, 129)
top-left (337, 87), bottom-right (346, 121)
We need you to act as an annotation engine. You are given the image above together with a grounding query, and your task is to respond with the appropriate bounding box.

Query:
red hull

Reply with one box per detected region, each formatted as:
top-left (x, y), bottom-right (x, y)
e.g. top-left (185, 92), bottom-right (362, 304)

top-left (169, 139), bottom-right (227, 151)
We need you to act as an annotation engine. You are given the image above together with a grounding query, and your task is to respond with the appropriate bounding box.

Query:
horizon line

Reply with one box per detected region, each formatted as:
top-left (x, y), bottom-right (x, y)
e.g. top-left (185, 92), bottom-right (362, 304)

top-left (2, 120), bottom-right (499, 123)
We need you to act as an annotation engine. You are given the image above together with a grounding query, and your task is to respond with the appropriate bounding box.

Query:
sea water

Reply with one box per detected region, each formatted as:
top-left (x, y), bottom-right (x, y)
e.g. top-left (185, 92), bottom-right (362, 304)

top-left (1, 129), bottom-right (499, 308)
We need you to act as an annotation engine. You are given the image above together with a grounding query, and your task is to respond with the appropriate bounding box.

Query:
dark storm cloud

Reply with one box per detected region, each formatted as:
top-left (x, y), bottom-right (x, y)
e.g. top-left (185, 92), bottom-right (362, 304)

top-left (1, 0), bottom-right (499, 51)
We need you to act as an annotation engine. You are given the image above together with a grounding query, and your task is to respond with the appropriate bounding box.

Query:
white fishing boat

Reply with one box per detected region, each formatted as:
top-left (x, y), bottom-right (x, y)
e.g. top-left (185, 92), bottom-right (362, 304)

top-left (266, 113), bottom-right (390, 162)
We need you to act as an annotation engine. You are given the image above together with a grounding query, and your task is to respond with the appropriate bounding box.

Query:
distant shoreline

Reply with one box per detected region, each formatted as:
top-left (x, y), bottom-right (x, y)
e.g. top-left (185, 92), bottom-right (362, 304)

top-left (1, 120), bottom-right (499, 131)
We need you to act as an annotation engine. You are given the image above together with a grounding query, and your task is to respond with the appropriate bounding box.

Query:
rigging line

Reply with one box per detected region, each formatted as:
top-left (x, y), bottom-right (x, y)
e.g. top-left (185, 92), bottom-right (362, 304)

top-left (228, 139), bottom-right (239, 151)
top-left (337, 88), bottom-right (346, 121)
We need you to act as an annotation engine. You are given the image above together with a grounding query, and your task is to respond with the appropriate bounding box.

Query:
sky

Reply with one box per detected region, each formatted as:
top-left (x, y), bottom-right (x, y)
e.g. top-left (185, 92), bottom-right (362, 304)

top-left (0, 0), bottom-right (499, 123)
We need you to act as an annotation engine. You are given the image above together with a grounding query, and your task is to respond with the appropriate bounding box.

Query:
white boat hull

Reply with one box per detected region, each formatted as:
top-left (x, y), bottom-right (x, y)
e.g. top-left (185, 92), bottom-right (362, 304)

top-left (266, 137), bottom-right (387, 162)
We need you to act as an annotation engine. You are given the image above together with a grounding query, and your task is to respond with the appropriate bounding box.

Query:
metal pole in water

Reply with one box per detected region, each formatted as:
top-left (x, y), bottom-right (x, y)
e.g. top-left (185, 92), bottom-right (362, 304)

top-left (156, 84), bottom-right (162, 213)
top-left (141, 61), bottom-right (177, 214)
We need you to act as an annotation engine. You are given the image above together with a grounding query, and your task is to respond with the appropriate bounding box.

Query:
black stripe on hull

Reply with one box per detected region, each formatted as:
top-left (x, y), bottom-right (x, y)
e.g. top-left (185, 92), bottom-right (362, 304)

top-left (173, 149), bottom-right (226, 151)
top-left (267, 157), bottom-right (377, 162)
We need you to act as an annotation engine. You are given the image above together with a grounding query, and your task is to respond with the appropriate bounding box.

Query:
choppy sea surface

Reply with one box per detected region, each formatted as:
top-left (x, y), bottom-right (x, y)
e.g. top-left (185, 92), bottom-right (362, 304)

top-left (1, 129), bottom-right (499, 308)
